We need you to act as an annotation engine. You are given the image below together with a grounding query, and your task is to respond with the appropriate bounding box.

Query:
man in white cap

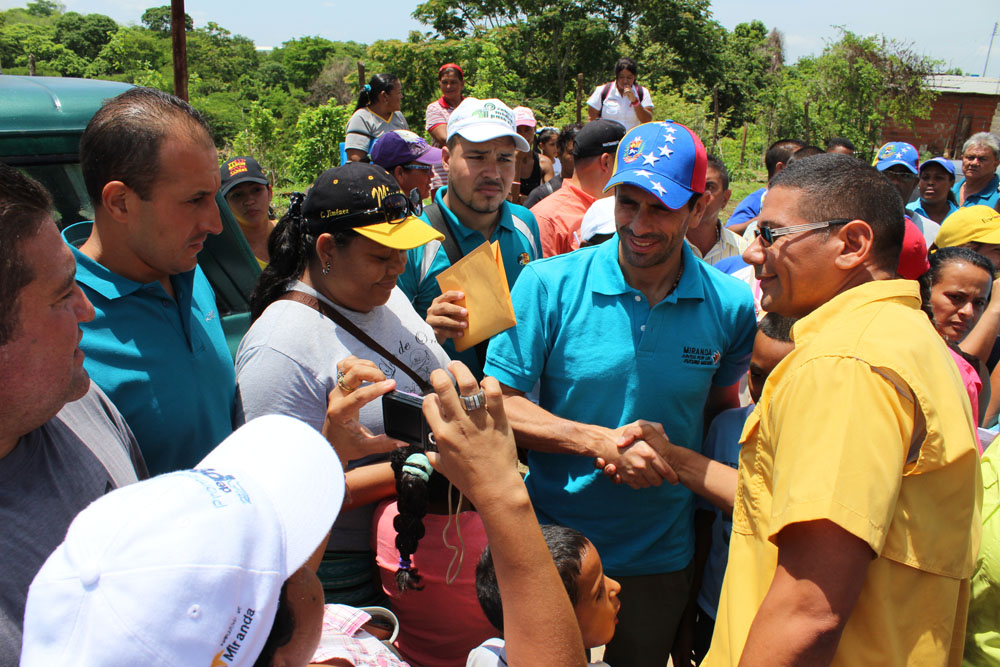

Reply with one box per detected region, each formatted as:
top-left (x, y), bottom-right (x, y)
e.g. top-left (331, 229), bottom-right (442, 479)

top-left (20, 415), bottom-right (344, 666)
top-left (398, 97), bottom-right (542, 378)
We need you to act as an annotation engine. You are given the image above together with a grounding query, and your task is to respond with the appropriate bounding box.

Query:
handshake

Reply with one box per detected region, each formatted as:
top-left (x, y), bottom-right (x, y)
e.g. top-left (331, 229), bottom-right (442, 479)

top-left (593, 421), bottom-right (683, 490)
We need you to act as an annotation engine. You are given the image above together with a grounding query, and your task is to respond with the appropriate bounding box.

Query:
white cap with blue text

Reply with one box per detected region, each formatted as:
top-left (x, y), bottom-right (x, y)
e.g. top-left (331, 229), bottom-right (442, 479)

top-left (447, 97), bottom-right (531, 152)
top-left (20, 415), bottom-right (344, 667)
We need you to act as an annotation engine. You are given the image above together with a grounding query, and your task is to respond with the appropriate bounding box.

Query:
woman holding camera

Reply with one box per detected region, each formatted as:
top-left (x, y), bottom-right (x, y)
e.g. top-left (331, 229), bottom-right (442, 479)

top-left (234, 162), bottom-right (450, 606)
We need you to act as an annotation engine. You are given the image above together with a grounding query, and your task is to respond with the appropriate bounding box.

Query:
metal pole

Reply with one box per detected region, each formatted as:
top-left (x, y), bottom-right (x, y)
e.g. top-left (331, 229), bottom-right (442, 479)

top-left (984, 22), bottom-right (998, 78)
top-left (171, 0), bottom-right (188, 100)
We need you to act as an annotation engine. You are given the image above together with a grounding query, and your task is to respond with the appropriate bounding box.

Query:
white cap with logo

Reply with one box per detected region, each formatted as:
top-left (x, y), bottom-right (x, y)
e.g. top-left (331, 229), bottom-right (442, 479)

top-left (20, 414), bottom-right (344, 667)
top-left (447, 97), bottom-right (531, 152)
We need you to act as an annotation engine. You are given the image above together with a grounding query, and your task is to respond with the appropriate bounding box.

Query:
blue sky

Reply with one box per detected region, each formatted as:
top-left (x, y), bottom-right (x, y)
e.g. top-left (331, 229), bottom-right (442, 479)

top-left (4, 0), bottom-right (999, 78)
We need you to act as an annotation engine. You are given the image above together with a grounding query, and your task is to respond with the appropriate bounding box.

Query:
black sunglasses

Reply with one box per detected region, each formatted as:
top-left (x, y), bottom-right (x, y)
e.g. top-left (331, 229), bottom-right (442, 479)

top-left (754, 219), bottom-right (851, 247)
top-left (322, 188), bottom-right (423, 229)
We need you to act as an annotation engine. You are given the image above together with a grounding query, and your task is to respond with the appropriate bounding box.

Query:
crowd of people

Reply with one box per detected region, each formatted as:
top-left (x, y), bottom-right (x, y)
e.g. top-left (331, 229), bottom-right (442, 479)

top-left (2, 53), bottom-right (1000, 667)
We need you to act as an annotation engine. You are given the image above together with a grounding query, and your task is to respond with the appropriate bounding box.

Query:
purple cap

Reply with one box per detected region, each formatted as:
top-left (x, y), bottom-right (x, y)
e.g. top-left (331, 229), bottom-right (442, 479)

top-left (370, 130), bottom-right (442, 171)
top-left (918, 156), bottom-right (956, 176)
top-left (875, 142), bottom-right (919, 174)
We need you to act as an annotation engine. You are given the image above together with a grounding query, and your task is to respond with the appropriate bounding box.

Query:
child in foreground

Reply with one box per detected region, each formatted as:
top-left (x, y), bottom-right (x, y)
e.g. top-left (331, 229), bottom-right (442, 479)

top-left (468, 524), bottom-right (621, 666)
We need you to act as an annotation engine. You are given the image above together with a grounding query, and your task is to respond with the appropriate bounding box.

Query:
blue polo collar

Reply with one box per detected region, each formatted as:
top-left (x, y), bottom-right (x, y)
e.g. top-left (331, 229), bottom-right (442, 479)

top-left (433, 186), bottom-right (517, 242)
top-left (589, 234), bottom-right (705, 304)
top-left (64, 221), bottom-right (192, 301)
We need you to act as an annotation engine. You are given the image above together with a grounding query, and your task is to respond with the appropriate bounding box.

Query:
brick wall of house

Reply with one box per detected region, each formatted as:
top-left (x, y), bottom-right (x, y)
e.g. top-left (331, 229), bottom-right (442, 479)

top-left (882, 93), bottom-right (1000, 157)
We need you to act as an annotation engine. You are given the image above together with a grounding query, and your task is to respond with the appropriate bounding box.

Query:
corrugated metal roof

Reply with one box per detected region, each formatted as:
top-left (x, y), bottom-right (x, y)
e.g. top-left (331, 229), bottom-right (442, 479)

top-left (928, 75), bottom-right (1000, 96)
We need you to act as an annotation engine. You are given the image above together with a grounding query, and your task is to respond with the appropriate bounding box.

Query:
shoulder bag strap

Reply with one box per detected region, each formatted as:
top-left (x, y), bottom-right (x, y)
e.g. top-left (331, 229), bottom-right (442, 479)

top-left (423, 202), bottom-right (464, 267)
top-left (278, 291), bottom-right (433, 394)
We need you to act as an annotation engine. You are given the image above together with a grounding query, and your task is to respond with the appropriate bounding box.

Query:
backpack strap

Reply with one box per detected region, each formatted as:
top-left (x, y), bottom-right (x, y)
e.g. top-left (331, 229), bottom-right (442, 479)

top-left (600, 82), bottom-right (613, 104)
top-left (424, 203), bottom-right (464, 267)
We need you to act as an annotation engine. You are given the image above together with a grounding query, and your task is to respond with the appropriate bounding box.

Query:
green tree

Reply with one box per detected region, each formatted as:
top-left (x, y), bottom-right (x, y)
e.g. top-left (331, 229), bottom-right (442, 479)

top-left (54, 11), bottom-right (118, 60)
top-left (0, 21), bottom-right (85, 76)
top-left (141, 5), bottom-right (193, 33)
top-left (716, 21), bottom-right (773, 128)
top-left (633, 0), bottom-right (726, 93)
top-left (25, 1), bottom-right (63, 17)
top-left (86, 25), bottom-right (170, 80)
top-left (287, 100), bottom-right (351, 182)
top-left (763, 29), bottom-right (939, 157)
top-left (276, 36), bottom-right (338, 90)
top-left (186, 22), bottom-right (259, 94)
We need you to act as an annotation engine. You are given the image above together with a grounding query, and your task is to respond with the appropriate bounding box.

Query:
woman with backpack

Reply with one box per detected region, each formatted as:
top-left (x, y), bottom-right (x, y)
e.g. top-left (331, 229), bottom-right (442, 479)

top-left (586, 57), bottom-right (653, 131)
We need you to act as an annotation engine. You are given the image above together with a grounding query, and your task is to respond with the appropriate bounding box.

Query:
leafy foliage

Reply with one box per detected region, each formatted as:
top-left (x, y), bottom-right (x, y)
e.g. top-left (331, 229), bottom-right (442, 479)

top-left (141, 5), bottom-right (193, 33)
top-left (0, 1), bottom-right (945, 187)
top-left (286, 100), bottom-right (351, 183)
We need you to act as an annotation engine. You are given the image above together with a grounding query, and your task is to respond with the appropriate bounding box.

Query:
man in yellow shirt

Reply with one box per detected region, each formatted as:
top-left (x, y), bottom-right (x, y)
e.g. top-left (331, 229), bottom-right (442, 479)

top-left (606, 153), bottom-right (982, 665)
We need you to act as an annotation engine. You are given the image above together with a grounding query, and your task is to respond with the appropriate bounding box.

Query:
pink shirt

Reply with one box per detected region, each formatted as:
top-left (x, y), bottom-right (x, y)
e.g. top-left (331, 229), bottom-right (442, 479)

top-left (949, 347), bottom-right (983, 449)
top-left (373, 500), bottom-right (495, 667)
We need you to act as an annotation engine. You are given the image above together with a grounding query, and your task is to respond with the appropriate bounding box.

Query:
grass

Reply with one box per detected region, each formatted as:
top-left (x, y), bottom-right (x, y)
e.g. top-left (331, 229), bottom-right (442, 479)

top-left (723, 169), bottom-right (767, 222)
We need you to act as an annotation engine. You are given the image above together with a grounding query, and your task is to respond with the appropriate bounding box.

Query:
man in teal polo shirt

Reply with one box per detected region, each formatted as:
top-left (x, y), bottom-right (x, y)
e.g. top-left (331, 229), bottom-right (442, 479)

top-left (397, 97), bottom-right (541, 377)
top-left (954, 132), bottom-right (1000, 209)
top-left (484, 120), bottom-right (756, 666)
top-left (65, 87), bottom-right (235, 475)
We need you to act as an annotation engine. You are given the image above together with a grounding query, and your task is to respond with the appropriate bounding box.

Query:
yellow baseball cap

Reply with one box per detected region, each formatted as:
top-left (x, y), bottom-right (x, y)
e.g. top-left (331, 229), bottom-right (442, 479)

top-left (934, 206), bottom-right (1000, 249)
top-left (302, 162), bottom-right (443, 250)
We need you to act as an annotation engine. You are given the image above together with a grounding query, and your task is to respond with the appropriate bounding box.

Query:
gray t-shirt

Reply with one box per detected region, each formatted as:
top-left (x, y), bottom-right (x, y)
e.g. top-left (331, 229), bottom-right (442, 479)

top-left (0, 383), bottom-right (145, 663)
top-left (234, 282), bottom-right (450, 551)
top-left (344, 108), bottom-right (410, 153)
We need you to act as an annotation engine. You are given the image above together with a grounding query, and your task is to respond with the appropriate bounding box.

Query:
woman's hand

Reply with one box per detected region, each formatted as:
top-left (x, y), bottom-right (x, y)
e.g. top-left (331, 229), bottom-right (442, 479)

top-left (422, 361), bottom-right (521, 507)
top-left (322, 356), bottom-right (405, 466)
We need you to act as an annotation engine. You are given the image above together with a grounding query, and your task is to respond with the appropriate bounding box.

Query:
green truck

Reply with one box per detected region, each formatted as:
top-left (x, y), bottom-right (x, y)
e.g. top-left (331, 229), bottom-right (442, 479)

top-left (0, 74), bottom-right (260, 356)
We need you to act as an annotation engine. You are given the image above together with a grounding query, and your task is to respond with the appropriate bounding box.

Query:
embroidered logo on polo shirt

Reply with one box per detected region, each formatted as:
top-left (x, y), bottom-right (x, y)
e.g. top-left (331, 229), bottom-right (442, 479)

top-left (681, 346), bottom-right (721, 367)
top-left (517, 252), bottom-right (530, 265)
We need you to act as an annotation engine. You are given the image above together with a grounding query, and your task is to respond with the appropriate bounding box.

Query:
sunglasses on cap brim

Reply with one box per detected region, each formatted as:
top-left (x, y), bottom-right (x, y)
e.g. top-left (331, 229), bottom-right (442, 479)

top-left (313, 188), bottom-right (423, 231)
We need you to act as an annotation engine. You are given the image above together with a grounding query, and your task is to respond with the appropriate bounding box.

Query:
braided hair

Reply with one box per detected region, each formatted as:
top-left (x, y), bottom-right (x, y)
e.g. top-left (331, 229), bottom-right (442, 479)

top-left (249, 192), bottom-right (357, 321)
top-left (388, 445), bottom-right (457, 591)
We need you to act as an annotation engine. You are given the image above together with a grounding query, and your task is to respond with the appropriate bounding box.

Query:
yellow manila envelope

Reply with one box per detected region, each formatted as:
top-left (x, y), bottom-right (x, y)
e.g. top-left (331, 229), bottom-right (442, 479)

top-left (435, 241), bottom-right (517, 352)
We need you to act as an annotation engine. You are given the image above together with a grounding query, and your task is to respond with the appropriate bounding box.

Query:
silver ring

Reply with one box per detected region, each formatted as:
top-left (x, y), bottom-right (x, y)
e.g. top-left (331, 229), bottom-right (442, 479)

top-left (459, 389), bottom-right (486, 411)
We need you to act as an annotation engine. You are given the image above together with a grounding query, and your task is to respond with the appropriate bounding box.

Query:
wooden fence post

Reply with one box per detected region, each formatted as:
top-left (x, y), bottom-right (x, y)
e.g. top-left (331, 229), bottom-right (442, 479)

top-left (712, 85), bottom-right (719, 150)
top-left (171, 0), bottom-right (188, 101)
top-left (740, 122), bottom-right (749, 167)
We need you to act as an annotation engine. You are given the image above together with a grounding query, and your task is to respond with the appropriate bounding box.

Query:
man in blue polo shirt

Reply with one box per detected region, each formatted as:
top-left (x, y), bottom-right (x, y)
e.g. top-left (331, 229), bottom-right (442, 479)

top-left (726, 138), bottom-right (804, 235)
top-left (484, 120), bottom-right (756, 666)
top-left (64, 87), bottom-right (235, 475)
top-left (954, 132), bottom-right (1000, 209)
top-left (397, 97), bottom-right (541, 377)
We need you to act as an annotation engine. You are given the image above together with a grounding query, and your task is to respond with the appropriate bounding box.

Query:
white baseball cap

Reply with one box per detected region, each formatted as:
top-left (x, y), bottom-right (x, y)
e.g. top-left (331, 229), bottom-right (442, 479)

top-left (447, 97), bottom-right (530, 152)
top-left (580, 197), bottom-right (617, 242)
top-left (20, 415), bottom-right (344, 667)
